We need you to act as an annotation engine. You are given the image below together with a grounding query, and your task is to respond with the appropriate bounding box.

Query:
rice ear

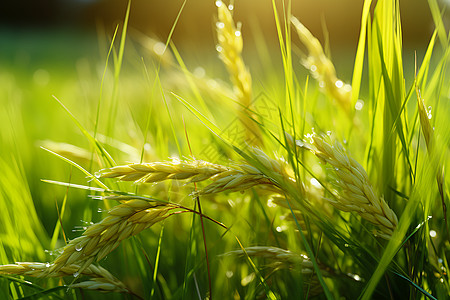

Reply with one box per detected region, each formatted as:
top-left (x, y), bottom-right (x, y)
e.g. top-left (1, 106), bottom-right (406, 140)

top-left (216, 1), bottom-right (262, 146)
top-left (306, 134), bottom-right (398, 239)
top-left (291, 16), bottom-right (352, 114)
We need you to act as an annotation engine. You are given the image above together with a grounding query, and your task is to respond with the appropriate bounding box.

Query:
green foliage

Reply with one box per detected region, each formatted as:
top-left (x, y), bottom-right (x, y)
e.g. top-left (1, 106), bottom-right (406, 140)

top-left (0, 0), bottom-right (449, 299)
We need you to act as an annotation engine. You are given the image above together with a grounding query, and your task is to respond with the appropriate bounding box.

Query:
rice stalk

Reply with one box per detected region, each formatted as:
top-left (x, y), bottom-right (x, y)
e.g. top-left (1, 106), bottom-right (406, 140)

top-left (291, 16), bottom-right (352, 114)
top-left (49, 200), bottom-right (173, 275)
top-left (309, 134), bottom-right (398, 239)
top-left (216, 0), bottom-right (262, 146)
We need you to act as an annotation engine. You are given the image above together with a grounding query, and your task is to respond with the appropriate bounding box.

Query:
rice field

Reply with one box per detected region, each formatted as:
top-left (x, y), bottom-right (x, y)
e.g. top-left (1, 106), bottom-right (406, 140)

top-left (0, 0), bottom-right (449, 299)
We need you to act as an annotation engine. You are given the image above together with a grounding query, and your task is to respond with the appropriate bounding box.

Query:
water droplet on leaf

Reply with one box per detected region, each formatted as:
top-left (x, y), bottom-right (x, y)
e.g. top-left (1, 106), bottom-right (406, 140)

top-left (335, 80), bottom-right (344, 88)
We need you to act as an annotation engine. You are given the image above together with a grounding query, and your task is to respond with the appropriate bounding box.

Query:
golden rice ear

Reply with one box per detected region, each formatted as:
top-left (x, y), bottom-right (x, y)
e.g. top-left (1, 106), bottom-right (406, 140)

top-left (0, 262), bottom-right (129, 293)
top-left (308, 135), bottom-right (397, 239)
top-left (216, 1), bottom-right (262, 146)
top-left (291, 16), bottom-right (352, 114)
top-left (98, 160), bottom-right (229, 183)
top-left (98, 157), bottom-right (292, 195)
top-left (225, 246), bottom-right (313, 270)
top-left (224, 246), bottom-right (325, 297)
top-left (49, 201), bottom-right (173, 275)
top-left (69, 278), bottom-right (128, 293)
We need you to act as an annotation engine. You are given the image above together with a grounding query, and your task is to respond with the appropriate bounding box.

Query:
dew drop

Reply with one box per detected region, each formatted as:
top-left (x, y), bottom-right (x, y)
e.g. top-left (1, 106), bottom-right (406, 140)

top-left (216, 21), bottom-right (225, 29)
top-left (241, 273), bottom-right (255, 286)
top-left (355, 99), bottom-right (364, 111)
top-left (310, 178), bottom-right (321, 188)
top-left (335, 80), bottom-right (344, 88)
top-left (319, 81), bottom-right (325, 88)
top-left (207, 79), bottom-right (217, 89)
top-left (344, 243), bottom-right (349, 247)
top-left (215, 0), bottom-right (222, 7)
top-left (267, 198), bottom-right (277, 208)
top-left (73, 272), bottom-right (79, 278)
top-left (228, 4), bottom-right (234, 10)
top-left (153, 42), bottom-right (166, 56)
top-left (310, 65), bottom-right (317, 72)
top-left (347, 273), bottom-right (362, 281)
top-left (45, 263), bottom-right (51, 268)
top-left (226, 270), bottom-right (234, 278)
top-left (216, 45), bottom-right (223, 53)
top-left (326, 130), bottom-right (332, 136)
top-left (438, 258), bottom-right (443, 264)
top-left (234, 31), bottom-right (241, 37)
top-left (193, 66), bottom-right (205, 78)
top-left (97, 208), bottom-right (103, 213)
top-left (75, 245), bottom-right (83, 252)
top-left (429, 230), bottom-right (437, 238)
top-left (304, 132), bottom-right (315, 143)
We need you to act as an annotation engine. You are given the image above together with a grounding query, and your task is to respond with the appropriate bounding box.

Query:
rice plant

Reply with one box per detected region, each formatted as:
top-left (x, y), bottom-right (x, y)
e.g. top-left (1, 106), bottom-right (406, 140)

top-left (0, 0), bottom-right (449, 299)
